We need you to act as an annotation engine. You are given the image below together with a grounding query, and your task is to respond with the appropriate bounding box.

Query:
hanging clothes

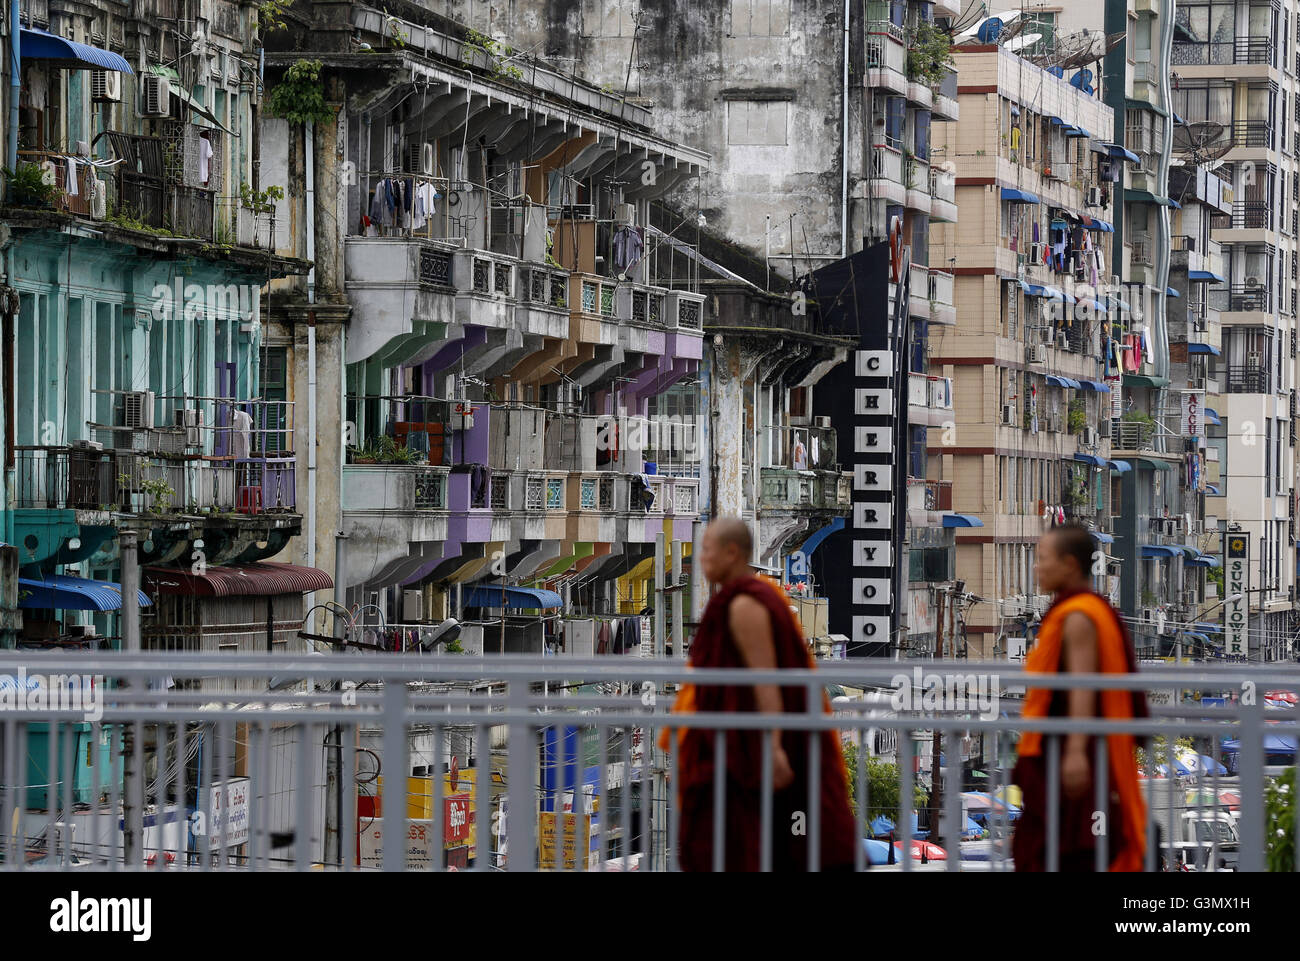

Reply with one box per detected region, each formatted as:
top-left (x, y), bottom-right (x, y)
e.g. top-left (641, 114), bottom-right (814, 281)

top-left (230, 408), bottom-right (252, 459)
top-left (613, 225), bottom-right (645, 272)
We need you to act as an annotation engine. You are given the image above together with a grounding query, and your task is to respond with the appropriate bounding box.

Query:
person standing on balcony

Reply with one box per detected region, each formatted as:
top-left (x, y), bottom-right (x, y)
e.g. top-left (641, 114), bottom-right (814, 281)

top-left (792, 433), bottom-right (808, 470)
top-left (660, 518), bottom-right (855, 871)
top-left (1013, 523), bottom-right (1148, 871)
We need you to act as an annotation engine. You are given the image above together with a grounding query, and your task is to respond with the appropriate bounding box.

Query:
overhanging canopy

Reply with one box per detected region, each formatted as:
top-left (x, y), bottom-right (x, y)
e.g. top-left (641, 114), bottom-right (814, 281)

top-left (1141, 544), bottom-right (1181, 558)
top-left (1084, 219), bottom-right (1114, 232)
top-left (1136, 458), bottom-right (1175, 472)
top-left (1188, 269), bottom-right (1226, 284)
top-left (1187, 555), bottom-right (1221, 568)
top-left (1092, 532), bottom-right (1115, 544)
top-left (1079, 379), bottom-right (1112, 392)
top-left (1124, 374), bottom-right (1171, 388)
top-left (1205, 407), bottom-right (1221, 425)
top-left (1001, 187), bottom-right (1040, 204)
top-left (1046, 374), bottom-right (1080, 388)
top-left (1073, 453), bottom-right (1107, 467)
top-left (942, 514), bottom-right (985, 528)
top-left (1109, 460), bottom-right (1132, 472)
top-left (1101, 142), bottom-right (1141, 164)
top-left (1188, 343), bottom-right (1221, 355)
top-left (1066, 125), bottom-right (1091, 138)
top-left (1166, 287), bottom-right (1181, 298)
top-left (146, 563), bottom-right (333, 597)
top-left (18, 573), bottom-right (150, 611)
top-left (464, 584), bottom-right (564, 609)
top-left (19, 27), bottom-right (133, 73)
top-left (1206, 483), bottom-right (1221, 494)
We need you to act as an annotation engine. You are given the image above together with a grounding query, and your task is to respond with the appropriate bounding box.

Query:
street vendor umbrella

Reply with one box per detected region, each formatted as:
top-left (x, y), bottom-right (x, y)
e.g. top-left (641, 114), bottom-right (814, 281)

top-left (1196, 754), bottom-right (1228, 776)
top-left (861, 838), bottom-right (894, 865)
top-left (993, 784), bottom-right (1023, 808)
top-left (962, 816), bottom-right (986, 841)
top-left (895, 839), bottom-right (948, 861)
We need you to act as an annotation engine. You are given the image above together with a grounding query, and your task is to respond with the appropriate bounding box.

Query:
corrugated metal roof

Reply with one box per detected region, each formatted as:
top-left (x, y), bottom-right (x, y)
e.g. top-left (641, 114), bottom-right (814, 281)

top-left (146, 563), bottom-right (333, 597)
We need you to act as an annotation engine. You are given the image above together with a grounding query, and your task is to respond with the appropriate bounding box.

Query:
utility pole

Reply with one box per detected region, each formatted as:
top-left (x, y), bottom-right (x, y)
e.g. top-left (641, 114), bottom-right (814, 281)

top-left (929, 585), bottom-right (946, 850)
top-left (120, 531), bottom-right (143, 867)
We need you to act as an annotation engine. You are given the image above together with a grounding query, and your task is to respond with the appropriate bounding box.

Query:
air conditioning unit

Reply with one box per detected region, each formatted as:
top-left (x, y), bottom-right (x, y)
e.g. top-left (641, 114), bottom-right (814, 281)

top-left (1098, 159), bottom-right (1115, 181)
top-left (1082, 426), bottom-right (1098, 447)
top-left (405, 141), bottom-right (435, 175)
top-left (1026, 344), bottom-right (1047, 364)
top-left (1087, 186), bottom-right (1104, 206)
top-left (139, 73), bottom-right (169, 118)
top-left (1056, 330), bottom-right (1070, 349)
top-left (1028, 242), bottom-right (1045, 263)
top-left (1001, 404), bottom-right (1015, 425)
top-left (1246, 276), bottom-right (1261, 287)
top-left (813, 415), bottom-right (832, 429)
top-left (91, 70), bottom-right (122, 103)
top-left (402, 589), bottom-right (423, 622)
top-left (122, 391), bottom-right (156, 429)
top-left (174, 408), bottom-right (204, 446)
top-left (614, 203), bottom-right (636, 226)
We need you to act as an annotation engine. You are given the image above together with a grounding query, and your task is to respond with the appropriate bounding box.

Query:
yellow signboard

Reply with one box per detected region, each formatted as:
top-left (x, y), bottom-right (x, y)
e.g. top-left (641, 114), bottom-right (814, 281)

top-left (538, 812), bottom-right (592, 871)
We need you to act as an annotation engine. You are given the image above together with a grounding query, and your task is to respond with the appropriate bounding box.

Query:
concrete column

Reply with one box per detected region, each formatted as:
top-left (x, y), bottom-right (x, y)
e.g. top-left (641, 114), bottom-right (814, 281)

top-left (711, 337), bottom-right (769, 519)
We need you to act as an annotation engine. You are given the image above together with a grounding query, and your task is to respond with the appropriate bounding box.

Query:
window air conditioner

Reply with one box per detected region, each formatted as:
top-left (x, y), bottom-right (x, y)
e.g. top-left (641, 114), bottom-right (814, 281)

top-left (123, 391), bottom-right (156, 429)
top-left (91, 70), bottom-right (122, 103)
top-left (139, 73), bottom-right (169, 118)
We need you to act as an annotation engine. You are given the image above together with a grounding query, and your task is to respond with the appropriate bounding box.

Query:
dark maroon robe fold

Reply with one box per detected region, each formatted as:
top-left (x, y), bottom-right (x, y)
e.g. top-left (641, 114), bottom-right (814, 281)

top-left (677, 575), bottom-right (855, 871)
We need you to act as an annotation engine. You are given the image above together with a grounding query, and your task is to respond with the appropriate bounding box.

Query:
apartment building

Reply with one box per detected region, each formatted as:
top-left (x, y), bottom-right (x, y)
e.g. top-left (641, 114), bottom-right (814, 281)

top-left (1171, 0), bottom-right (1300, 661)
top-left (929, 40), bottom-right (1122, 658)
top-left (1, 0), bottom-right (329, 654)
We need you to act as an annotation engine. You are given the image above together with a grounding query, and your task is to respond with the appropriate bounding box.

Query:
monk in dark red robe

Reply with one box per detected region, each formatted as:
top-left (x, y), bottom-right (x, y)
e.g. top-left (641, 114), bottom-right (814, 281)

top-left (661, 518), bottom-right (856, 871)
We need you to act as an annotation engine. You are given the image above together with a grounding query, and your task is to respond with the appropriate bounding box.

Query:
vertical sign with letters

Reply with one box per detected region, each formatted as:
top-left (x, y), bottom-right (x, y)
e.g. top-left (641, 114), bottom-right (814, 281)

top-left (1225, 534), bottom-right (1248, 658)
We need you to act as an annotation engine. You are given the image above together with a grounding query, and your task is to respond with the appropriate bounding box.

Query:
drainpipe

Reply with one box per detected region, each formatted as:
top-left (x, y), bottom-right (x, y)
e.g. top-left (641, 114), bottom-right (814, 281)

top-left (7, 0), bottom-right (20, 183)
top-left (305, 119), bottom-right (317, 570)
top-left (840, 0), bottom-right (851, 258)
top-left (1152, 7), bottom-right (1174, 453)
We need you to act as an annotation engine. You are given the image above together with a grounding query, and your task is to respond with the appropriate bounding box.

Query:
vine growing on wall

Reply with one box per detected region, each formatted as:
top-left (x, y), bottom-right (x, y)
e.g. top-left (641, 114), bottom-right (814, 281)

top-left (460, 28), bottom-right (524, 82)
top-left (266, 59), bottom-right (334, 127)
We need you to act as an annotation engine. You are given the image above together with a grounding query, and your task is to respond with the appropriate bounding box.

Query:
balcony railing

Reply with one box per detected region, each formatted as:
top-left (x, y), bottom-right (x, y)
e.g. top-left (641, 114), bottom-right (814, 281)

top-left (929, 166), bottom-right (955, 205)
top-left (928, 269), bottom-right (954, 307)
top-left (1210, 284), bottom-right (1270, 313)
top-left (15, 150), bottom-right (96, 217)
top-left (908, 372), bottom-right (953, 411)
top-left (1229, 203), bottom-right (1272, 230)
top-left (764, 425), bottom-right (838, 471)
top-left (872, 144), bottom-right (904, 185)
top-left (345, 394), bottom-right (451, 465)
top-left (1226, 365), bottom-right (1271, 393)
top-left (1231, 121), bottom-right (1272, 149)
top-left (1173, 36), bottom-right (1274, 66)
top-left (1131, 236), bottom-right (1153, 267)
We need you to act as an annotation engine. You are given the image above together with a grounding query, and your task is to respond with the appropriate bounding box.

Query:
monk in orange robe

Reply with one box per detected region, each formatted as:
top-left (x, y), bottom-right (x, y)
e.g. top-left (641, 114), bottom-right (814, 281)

top-left (1013, 523), bottom-right (1148, 871)
top-left (660, 518), bottom-right (855, 871)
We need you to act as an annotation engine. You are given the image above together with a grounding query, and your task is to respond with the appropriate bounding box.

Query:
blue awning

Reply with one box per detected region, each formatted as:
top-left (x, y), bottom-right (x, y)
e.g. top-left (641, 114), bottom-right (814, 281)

top-left (1188, 269), bottom-right (1226, 284)
top-left (1182, 631), bottom-right (1210, 645)
top-left (1109, 460), bottom-right (1132, 472)
top-left (1049, 116), bottom-right (1066, 126)
top-left (1074, 453), bottom-right (1107, 467)
top-left (1101, 142), bottom-right (1141, 164)
top-left (1166, 286), bottom-right (1180, 298)
top-left (1193, 622), bottom-right (1223, 634)
top-left (1084, 299), bottom-right (1107, 313)
top-left (18, 574), bottom-right (151, 611)
top-left (19, 28), bottom-right (134, 73)
top-left (1067, 125), bottom-right (1091, 138)
top-left (942, 514), bottom-right (985, 528)
top-left (1092, 532), bottom-right (1115, 544)
top-left (1205, 407), bottom-right (1220, 425)
top-left (1002, 187), bottom-right (1041, 204)
top-left (1141, 545), bottom-right (1182, 559)
top-left (1187, 555), bottom-right (1221, 568)
top-left (1084, 219), bottom-right (1113, 232)
top-left (1188, 343), bottom-right (1221, 356)
top-left (463, 585), bottom-right (564, 609)
top-left (1205, 483), bottom-right (1221, 494)
top-left (1024, 283), bottom-right (1059, 299)
top-left (1046, 375), bottom-right (1081, 389)
top-left (1167, 198), bottom-right (1182, 209)
top-left (1078, 379), bottom-right (1112, 393)
top-left (1109, 296), bottom-right (1132, 312)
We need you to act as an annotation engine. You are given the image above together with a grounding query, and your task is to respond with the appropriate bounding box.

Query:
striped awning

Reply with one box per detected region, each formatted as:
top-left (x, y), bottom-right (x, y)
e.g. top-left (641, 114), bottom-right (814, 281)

top-left (146, 563), bottom-right (334, 597)
top-left (19, 27), bottom-right (133, 73)
top-left (18, 574), bottom-right (151, 612)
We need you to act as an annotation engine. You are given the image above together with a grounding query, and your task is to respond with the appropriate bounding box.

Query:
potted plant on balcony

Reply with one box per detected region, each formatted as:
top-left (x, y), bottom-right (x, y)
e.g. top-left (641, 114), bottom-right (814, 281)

top-left (4, 162), bottom-right (60, 208)
top-left (237, 182), bottom-right (284, 248)
top-left (1068, 399), bottom-right (1088, 434)
top-left (906, 20), bottom-right (954, 86)
top-left (375, 434), bottom-right (415, 465)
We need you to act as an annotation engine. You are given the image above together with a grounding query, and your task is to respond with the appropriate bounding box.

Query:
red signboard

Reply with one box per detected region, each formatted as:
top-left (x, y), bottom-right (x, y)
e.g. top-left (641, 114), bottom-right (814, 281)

top-left (445, 794), bottom-right (471, 844)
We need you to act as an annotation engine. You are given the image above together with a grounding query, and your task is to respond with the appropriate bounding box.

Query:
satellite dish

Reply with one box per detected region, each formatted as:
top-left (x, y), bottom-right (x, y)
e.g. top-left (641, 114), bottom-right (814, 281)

top-left (1004, 32), bottom-right (1042, 53)
top-left (1173, 121), bottom-right (1232, 166)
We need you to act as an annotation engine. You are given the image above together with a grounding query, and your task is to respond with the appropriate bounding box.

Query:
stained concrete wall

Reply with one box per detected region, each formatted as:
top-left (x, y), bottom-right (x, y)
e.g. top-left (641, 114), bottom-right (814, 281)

top-left (436, 0), bottom-right (861, 273)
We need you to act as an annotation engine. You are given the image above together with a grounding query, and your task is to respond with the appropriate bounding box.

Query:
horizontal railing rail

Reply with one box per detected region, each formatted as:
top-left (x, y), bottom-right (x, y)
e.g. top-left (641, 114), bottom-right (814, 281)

top-left (0, 654), bottom-right (1295, 873)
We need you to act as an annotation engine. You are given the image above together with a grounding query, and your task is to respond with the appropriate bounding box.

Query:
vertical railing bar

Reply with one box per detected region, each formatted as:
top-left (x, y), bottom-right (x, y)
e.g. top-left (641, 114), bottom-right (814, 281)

top-left (1, 720), bottom-right (15, 867)
top-left (807, 681), bottom-right (821, 873)
top-left (900, 729), bottom-right (914, 872)
top-left (247, 721), bottom-right (261, 870)
top-left (621, 720), bottom-right (632, 871)
top-left (667, 725), bottom-right (678, 873)
top-left (429, 724), bottom-right (442, 873)
top-left (216, 720), bottom-right (230, 870)
top-left (943, 729), bottom-right (961, 873)
top-left (854, 728), bottom-right (866, 873)
top-left (46, 717), bottom-right (57, 869)
top-left (475, 722), bottom-right (489, 872)
top-left (16, 724), bottom-right (28, 872)
top-left (197, 721), bottom-right (213, 871)
top-left (760, 727), bottom-right (773, 873)
top-left (342, 722), bottom-right (357, 873)
top-left (381, 683), bottom-right (406, 871)
top-left (597, 723), bottom-right (608, 872)
top-left (1093, 735), bottom-right (1109, 872)
top-left (1045, 733), bottom-right (1060, 873)
top-left (60, 717), bottom-right (74, 867)
top-left (295, 721), bottom-right (312, 870)
top-left (1165, 735), bottom-right (1176, 870)
top-left (175, 721), bottom-right (188, 872)
top-left (1143, 734), bottom-right (1156, 874)
top-left (711, 728), bottom-right (725, 872)
top-left (106, 723), bottom-right (120, 871)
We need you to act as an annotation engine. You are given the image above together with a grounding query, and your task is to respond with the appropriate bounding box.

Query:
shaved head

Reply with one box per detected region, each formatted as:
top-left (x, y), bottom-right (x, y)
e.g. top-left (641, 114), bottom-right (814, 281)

top-left (708, 517), bottom-right (753, 557)
top-left (701, 517), bottom-right (754, 585)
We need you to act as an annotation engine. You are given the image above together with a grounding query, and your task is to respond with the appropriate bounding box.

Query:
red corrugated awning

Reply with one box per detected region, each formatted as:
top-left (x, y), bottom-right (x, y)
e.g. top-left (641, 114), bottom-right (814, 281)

top-left (146, 562), bottom-right (333, 597)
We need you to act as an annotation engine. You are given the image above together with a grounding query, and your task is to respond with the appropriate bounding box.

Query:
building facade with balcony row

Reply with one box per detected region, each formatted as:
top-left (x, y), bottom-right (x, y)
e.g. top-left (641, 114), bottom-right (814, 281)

top-left (0, 0), bottom-right (334, 652)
